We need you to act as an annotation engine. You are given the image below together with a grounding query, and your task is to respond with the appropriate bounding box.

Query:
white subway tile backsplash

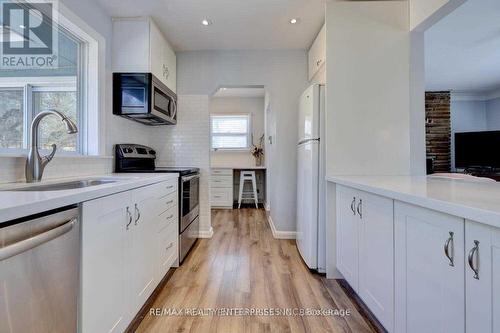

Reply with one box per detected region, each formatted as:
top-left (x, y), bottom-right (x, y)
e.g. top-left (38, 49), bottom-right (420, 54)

top-left (150, 95), bottom-right (212, 235)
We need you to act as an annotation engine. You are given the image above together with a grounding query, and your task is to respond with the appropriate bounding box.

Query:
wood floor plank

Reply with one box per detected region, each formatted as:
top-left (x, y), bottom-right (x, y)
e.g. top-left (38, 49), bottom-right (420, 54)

top-left (136, 209), bottom-right (379, 333)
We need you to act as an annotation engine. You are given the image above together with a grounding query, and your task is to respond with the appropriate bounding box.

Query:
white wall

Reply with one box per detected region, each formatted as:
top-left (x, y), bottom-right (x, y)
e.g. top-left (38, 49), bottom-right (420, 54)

top-left (0, 0), bottom-right (158, 184)
top-left (410, 0), bottom-right (466, 31)
top-left (486, 97), bottom-right (500, 129)
top-left (175, 50), bottom-right (309, 233)
top-left (325, 1), bottom-right (422, 177)
top-left (149, 95), bottom-right (212, 237)
top-left (210, 97), bottom-right (265, 167)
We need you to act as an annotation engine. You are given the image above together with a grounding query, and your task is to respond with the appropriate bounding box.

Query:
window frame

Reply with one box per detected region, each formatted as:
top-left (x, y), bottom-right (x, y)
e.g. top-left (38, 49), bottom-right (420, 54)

top-left (0, 4), bottom-right (104, 156)
top-left (210, 113), bottom-right (253, 151)
top-left (0, 76), bottom-right (80, 155)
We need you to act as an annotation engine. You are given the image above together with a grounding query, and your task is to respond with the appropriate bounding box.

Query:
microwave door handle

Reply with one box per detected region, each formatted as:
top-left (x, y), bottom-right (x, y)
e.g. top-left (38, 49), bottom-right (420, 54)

top-left (171, 99), bottom-right (177, 119)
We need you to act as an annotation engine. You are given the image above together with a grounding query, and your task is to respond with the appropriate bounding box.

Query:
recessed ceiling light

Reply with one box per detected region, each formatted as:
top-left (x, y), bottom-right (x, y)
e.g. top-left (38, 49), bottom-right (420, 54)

top-left (202, 19), bottom-right (213, 26)
top-left (289, 18), bottom-right (299, 24)
top-left (221, 88), bottom-right (227, 91)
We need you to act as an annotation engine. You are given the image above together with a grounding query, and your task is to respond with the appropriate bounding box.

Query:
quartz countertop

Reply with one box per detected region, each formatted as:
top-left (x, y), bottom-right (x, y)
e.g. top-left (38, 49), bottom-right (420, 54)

top-left (0, 173), bottom-right (178, 224)
top-left (327, 174), bottom-right (500, 229)
top-left (211, 165), bottom-right (267, 170)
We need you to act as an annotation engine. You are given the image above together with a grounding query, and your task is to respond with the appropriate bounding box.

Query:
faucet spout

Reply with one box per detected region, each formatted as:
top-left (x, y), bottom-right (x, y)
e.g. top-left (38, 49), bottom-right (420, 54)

top-left (25, 109), bottom-right (78, 182)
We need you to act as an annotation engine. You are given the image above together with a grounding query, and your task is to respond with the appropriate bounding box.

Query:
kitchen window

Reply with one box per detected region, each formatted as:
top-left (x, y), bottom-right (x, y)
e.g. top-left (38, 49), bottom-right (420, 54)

top-left (211, 114), bottom-right (252, 150)
top-left (0, 8), bottom-right (102, 155)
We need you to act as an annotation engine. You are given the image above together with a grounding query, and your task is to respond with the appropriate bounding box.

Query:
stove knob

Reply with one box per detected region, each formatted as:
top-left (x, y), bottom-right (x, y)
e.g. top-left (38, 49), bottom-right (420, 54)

top-left (123, 147), bottom-right (133, 154)
top-left (149, 149), bottom-right (156, 155)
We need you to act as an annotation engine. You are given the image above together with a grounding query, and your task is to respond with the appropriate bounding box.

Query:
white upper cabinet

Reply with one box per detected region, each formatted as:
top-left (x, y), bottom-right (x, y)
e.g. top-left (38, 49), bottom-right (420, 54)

top-left (113, 17), bottom-right (177, 93)
top-left (308, 24), bottom-right (325, 82)
top-left (394, 202), bottom-right (465, 333)
top-left (465, 220), bottom-right (500, 333)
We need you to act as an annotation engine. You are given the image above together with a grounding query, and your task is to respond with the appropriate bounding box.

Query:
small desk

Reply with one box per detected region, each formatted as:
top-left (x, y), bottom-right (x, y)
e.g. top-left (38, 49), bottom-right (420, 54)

top-left (210, 166), bottom-right (267, 209)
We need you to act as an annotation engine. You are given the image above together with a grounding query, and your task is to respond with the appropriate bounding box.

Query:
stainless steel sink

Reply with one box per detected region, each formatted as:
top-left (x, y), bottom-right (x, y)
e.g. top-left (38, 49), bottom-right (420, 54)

top-left (6, 179), bottom-right (119, 191)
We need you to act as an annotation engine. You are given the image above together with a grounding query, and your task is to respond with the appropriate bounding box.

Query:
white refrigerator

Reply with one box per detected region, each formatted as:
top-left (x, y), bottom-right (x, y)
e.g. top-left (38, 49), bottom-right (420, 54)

top-left (296, 84), bottom-right (326, 272)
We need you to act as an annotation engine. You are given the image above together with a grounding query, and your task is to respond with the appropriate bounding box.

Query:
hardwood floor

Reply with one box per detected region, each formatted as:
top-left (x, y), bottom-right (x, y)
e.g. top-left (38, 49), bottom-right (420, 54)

top-left (136, 209), bottom-right (379, 333)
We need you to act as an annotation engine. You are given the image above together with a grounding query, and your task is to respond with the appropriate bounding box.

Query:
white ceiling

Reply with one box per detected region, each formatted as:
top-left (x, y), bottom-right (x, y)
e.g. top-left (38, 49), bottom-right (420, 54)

top-left (95, 0), bottom-right (326, 51)
top-left (425, 0), bottom-right (500, 93)
top-left (213, 87), bottom-right (265, 98)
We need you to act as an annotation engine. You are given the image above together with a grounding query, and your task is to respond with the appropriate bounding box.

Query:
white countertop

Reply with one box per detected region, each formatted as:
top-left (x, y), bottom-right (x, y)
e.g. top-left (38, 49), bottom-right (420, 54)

top-left (327, 175), bottom-right (500, 229)
top-left (0, 173), bottom-right (178, 224)
top-left (211, 165), bottom-right (267, 170)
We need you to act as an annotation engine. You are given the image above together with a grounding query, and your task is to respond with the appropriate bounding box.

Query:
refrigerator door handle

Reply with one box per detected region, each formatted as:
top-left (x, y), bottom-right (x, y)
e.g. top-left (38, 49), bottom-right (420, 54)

top-left (298, 138), bottom-right (320, 146)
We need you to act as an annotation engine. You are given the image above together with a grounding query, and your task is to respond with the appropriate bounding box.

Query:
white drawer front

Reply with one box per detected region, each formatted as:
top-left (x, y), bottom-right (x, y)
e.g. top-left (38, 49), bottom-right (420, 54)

top-left (157, 191), bottom-right (177, 216)
top-left (158, 229), bottom-right (177, 277)
top-left (158, 206), bottom-right (178, 233)
top-left (211, 188), bottom-right (233, 207)
top-left (211, 168), bottom-right (233, 176)
top-left (211, 175), bottom-right (233, 188)
top-left (149, 179), bottom-right (177, 199)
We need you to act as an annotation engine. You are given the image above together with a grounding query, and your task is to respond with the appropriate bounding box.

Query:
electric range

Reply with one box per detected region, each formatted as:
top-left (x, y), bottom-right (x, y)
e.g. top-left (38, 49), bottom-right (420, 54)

top-left (114, 144), bottom-right (199, 264)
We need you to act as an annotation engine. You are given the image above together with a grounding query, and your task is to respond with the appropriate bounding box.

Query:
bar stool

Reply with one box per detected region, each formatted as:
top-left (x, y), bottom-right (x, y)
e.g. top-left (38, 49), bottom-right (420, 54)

top-left (238, 171), bottom-right (258, 209)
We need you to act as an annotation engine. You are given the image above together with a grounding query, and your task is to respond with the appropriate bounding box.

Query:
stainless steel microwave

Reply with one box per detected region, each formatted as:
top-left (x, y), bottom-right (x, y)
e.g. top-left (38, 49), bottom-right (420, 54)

top-left (113, 73), bottom-right (177, 125)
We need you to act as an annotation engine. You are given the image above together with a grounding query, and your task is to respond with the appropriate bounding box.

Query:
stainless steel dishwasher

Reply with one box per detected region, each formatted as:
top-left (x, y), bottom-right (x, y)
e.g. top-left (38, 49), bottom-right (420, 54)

top-left (0, 206), bottom-right (79, 333)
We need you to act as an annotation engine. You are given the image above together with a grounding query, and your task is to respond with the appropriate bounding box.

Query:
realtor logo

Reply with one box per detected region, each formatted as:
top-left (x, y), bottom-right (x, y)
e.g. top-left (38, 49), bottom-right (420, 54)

top-left (0, 0), bottom-right (59, 69)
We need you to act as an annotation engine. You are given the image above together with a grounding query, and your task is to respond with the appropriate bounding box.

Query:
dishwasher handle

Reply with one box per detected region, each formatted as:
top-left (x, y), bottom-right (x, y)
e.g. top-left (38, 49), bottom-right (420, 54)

top-left (0, 218), bottom-right (76, 261)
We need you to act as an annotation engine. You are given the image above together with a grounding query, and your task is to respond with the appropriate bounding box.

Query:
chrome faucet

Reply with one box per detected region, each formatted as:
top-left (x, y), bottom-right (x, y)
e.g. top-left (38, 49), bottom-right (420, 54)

top-left (25, 109), bottom-right (78, 182)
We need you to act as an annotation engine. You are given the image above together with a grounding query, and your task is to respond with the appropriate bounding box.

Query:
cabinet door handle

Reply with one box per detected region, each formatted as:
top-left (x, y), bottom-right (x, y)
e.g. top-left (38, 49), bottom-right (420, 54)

top-left (468, 240), bottom-right (480, 280)
top-left (167, 185), bottom-right (174, 190)
top-left (444, 231), bottom-right (455, 267)
top-left (166, 199), bottom-right (174, 205)
top-left (134, 203), bottom-right (141, 225)
top-left (166, 242), bottom-right (174, 251)
top-left (163, 64), bottom-right (170, 79)
top-left (356, 199), bottom-right (363, 219)
top-left (316, 59), bottom-right (323, 67)
top-left (350, 197), bottom-right (356, 215)
top-left (126, 206), bottom-right (133, 230)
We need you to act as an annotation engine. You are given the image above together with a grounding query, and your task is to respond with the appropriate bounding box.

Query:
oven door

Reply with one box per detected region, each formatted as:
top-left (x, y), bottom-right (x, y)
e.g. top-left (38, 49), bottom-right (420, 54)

top-left (180, 174), bottom-right (200, 232)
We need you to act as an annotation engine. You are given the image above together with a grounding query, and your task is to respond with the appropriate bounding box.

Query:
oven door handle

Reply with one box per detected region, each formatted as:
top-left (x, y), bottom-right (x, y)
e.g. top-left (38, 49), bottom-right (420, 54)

top-left (182, 174), bottom-right (200, 182)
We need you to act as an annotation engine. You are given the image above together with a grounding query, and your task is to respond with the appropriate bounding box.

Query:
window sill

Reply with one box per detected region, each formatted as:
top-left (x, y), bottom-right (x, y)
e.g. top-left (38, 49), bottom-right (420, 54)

top-left (211, 149), bottom-right (251, 153)
top-left (0, 153), bottom-right (113, 159)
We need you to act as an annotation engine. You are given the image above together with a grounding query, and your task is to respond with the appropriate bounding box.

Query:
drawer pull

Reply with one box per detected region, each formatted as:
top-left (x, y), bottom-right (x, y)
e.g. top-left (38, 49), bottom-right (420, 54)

top-left (166, 214), bottom-right (174, 220)
top-left (468, 240), bottom-right (480, 280)
top-left (166, 242), bottom-right (174, 251)
top-left (166, 200), bottom-right (174, 205)
top-left (166, 185), bottom-right (174, 190)
top-left (444, 231), bottom-right (455, 267)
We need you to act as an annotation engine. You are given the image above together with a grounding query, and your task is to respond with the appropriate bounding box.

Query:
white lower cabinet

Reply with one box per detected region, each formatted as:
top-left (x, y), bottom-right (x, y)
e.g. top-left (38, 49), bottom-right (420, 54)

top-left (358, 191), bottom-right (394, 332)
top-left (336, 185), bottom-right (359, 289)
top-left (395, 202), bottom-right (465, 333)
top-left (337, 185), bottom-right (500, 333)
top-left (336, 185), bottom-right (394, 331)
top-left (465, 220), bottom-right (500, 333)
top-left (81, 180), bottom-right (178, 333)
top-left (81, 191), bottom-right (130, 333)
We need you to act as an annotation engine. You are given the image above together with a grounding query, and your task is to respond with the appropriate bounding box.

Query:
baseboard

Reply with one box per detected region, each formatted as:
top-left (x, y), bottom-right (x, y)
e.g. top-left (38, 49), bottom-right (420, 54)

top-left (267, 214), bottom-right (296, 239)
top-left (265, 203), bottom-right (270, 211)
top-left (198, 226), bottom-right (213, 238)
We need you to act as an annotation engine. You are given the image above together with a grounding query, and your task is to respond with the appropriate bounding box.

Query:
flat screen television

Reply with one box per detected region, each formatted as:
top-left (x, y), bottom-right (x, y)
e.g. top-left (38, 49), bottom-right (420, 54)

top-left (455, 131), bottom-right (500, 168)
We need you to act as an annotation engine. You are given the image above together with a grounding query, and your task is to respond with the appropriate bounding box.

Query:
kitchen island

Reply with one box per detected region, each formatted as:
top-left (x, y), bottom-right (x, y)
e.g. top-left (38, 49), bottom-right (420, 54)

top-left (327, 174), bottom-right (500, 333)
